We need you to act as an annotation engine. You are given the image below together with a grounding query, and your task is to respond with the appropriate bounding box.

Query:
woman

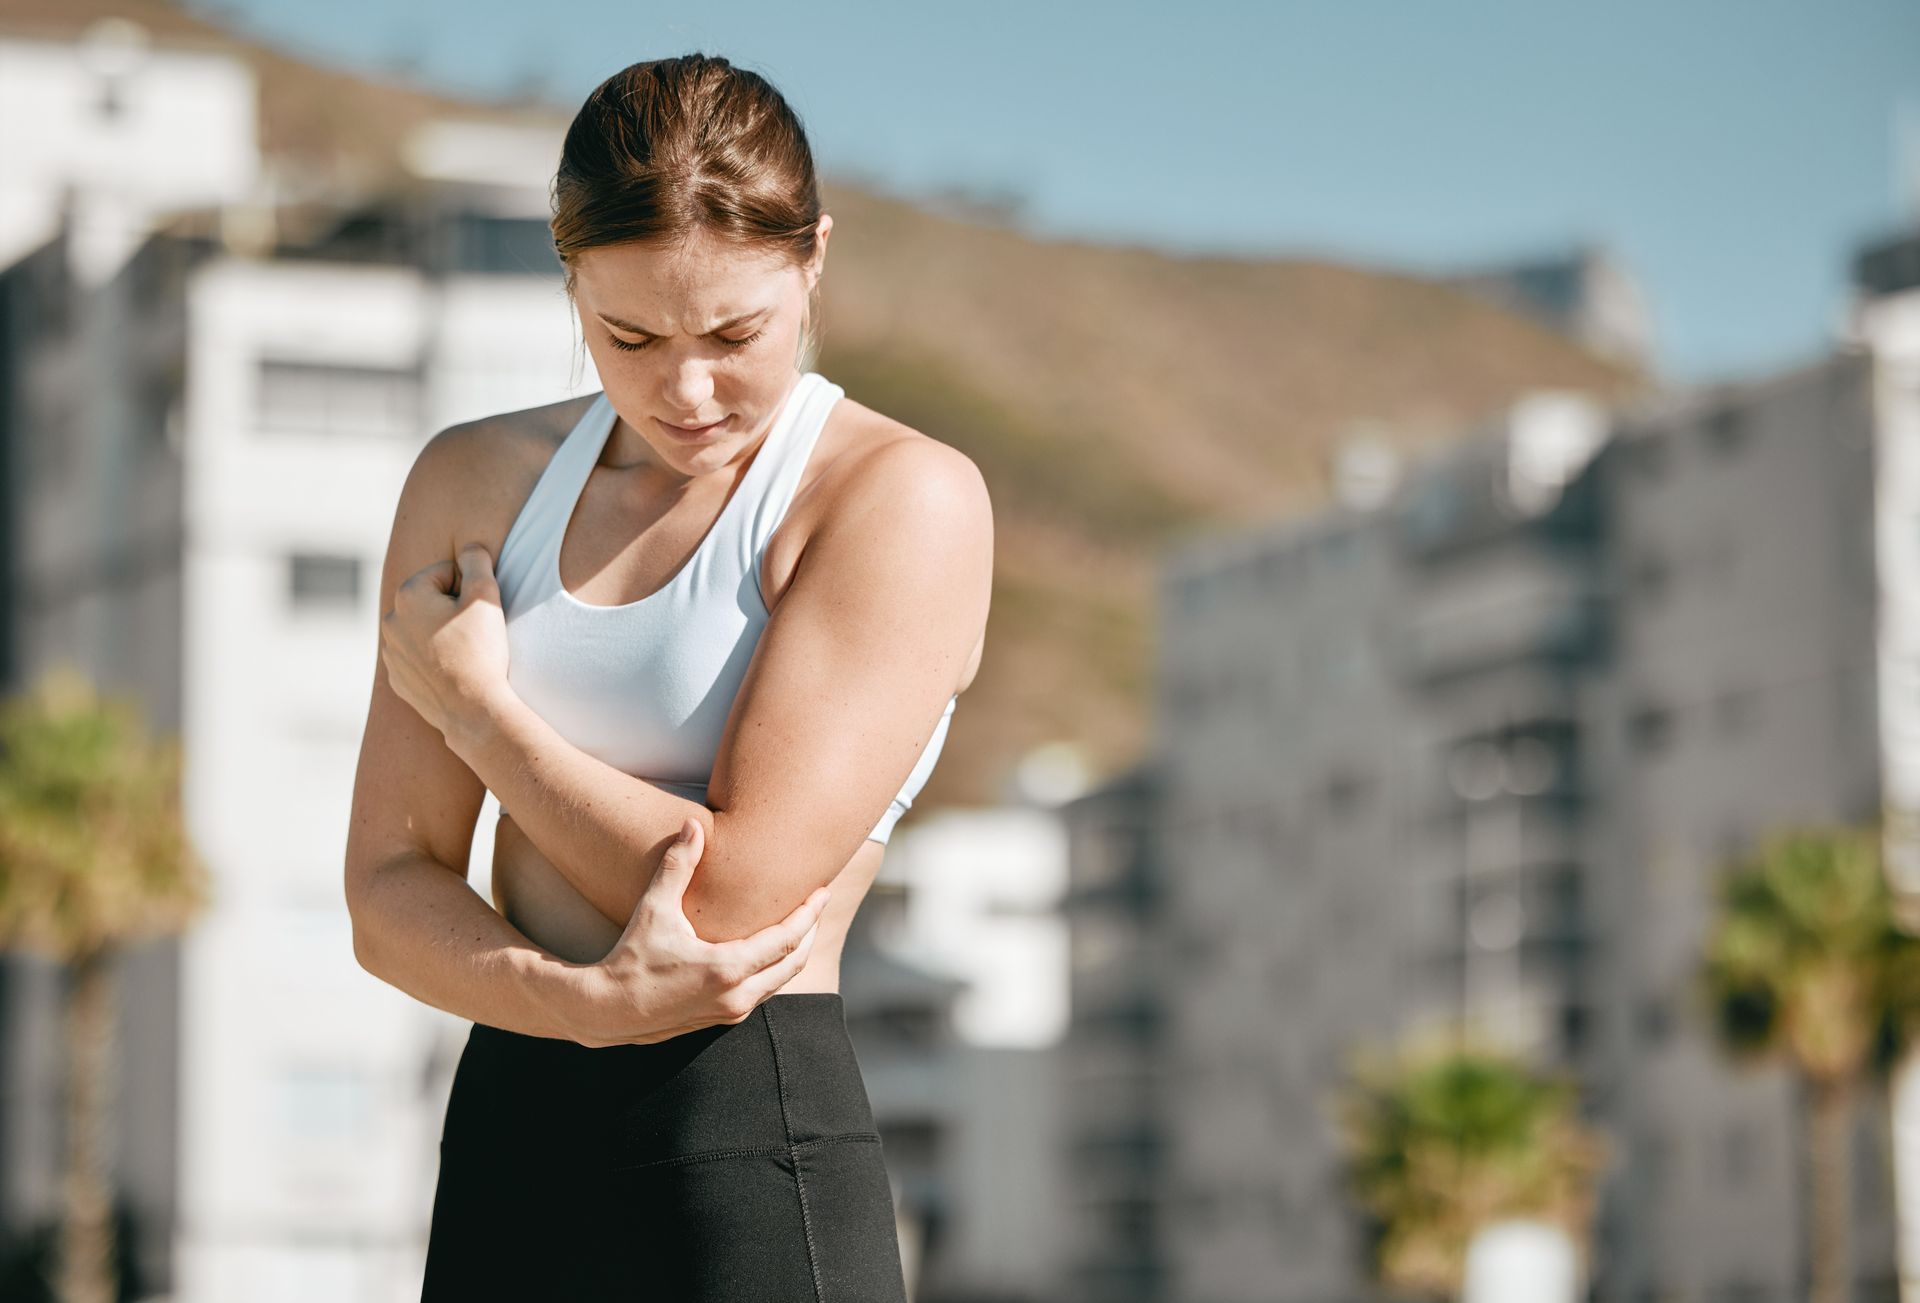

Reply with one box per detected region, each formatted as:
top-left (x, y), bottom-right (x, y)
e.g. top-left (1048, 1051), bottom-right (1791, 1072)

top-left (343, 53), bottom-right (993, 1300)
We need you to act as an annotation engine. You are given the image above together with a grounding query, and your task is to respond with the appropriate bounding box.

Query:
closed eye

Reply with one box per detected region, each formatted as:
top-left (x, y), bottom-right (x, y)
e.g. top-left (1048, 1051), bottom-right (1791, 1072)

top-left (606, 328), bottom-right (766, 354)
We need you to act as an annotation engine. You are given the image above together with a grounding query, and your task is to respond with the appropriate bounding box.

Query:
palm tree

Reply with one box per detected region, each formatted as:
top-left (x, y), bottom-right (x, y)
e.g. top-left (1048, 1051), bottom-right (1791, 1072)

top-left (0, 667), bottom-right (210, 1303)
top-left (1698, 822), bottom-right (1920, 1303)
top-left (1331, 1024), bottom-right (1609, 1301)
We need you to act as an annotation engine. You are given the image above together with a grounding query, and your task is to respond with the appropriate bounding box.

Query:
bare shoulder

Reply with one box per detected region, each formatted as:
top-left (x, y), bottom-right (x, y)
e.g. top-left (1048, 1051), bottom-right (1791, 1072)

top-left (768, 395), bottom-right (991, 612)
top-left (813, 396), bottom-right (992, 528)
top-left (398, 393), bottom-right (600, 561)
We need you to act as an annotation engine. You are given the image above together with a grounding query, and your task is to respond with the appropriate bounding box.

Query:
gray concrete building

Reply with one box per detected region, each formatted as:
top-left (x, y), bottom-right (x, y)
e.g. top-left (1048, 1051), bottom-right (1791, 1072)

top-left (1060, 762), bottom-right (1169, 1303)
top-left (1066, 331), bottom-right (1903, 1299)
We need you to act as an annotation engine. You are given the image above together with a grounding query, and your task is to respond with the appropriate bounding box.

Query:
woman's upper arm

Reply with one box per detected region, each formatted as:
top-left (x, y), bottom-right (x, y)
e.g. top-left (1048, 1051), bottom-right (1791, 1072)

top-left (693, 437), bottom-right (994, 940)
top-left (344, 425), bottom-right (492, 906)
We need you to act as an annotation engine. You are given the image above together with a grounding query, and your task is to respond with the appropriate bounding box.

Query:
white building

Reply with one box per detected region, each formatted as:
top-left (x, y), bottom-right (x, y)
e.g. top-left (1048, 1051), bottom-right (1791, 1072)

top-left (0, 16), bottom-right (596, 1299)
top-left (170, 187), bottom-right (584, 1301)
top-left (0, 16), bottom-right (1082, 1303)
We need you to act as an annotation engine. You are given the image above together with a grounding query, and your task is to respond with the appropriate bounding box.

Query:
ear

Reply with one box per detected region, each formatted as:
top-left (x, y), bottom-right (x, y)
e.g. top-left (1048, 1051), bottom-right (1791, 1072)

top-left (807, 214), bottom-right (832, 286)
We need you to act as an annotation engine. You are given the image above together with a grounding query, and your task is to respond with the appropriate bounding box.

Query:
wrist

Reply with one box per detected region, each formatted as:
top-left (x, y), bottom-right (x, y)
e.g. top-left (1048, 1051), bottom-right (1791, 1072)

top-left (522, 949), bottom-right (598, 1042)
top-left (446, 680), bottom-right (518, 766)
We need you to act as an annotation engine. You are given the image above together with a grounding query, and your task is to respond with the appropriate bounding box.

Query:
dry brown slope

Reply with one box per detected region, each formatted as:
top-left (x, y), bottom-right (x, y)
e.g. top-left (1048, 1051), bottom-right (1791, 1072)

top-left (814, 183), bottom-right (1651, 810)
top-left (6, 2), bottom-right (1655, 813)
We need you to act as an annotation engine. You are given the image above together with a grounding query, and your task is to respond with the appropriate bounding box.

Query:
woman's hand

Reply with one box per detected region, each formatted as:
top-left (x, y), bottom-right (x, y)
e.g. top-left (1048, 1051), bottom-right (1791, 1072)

top-left (381, 542), bottom-right (511, 742)
top-left (559, 817), bottom-right (831, 1047)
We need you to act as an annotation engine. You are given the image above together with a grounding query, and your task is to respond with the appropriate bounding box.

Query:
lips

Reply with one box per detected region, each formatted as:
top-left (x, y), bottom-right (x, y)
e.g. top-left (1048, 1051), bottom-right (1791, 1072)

top-left (657, 415), bottom-right (727, 440)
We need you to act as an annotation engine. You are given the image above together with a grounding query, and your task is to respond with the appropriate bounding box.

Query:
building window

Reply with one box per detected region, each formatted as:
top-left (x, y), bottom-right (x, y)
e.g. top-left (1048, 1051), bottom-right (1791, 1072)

top-left (1700, 404), bottom-right (1748, 455)
top-left (1624, 432), bottom-right (1670, 480)
top-left (1325, 767), bottom-right (1375, 820)
top-left (1559, 1003), bottom-right (1592, 1057)
top-left (1629, 551), bottom-right (1670, 606)
top-left (1636, 993), bottom-right (1674, 1047)
top-left (94, 78), bottom-right (126, 121)
top-left (289, 553), bottom-right (361, 609)
top-left (449, 214), bottom-right (566, 277)
top-left (879, 1118), bottom-right (942, 1168)
top-left (257, 357), bottom-right (422, 439)
top-left (1627, 702), bottom-right (1673, 755)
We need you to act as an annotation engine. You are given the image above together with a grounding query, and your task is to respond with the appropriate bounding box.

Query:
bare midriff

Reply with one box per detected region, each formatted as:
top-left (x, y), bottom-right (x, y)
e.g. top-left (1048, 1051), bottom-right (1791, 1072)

top-left (487, 812), bottom-right (887, 994)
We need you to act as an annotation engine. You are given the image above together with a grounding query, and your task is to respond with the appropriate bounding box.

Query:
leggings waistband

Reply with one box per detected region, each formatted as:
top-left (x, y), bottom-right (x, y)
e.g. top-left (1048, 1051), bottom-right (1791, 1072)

top-left (443, 992), bottom-right (877, 1173)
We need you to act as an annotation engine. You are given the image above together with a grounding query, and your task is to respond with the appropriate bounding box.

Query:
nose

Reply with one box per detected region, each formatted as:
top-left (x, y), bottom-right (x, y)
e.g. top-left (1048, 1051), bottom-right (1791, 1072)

top-left (659, 357), bottom-right (716, 420)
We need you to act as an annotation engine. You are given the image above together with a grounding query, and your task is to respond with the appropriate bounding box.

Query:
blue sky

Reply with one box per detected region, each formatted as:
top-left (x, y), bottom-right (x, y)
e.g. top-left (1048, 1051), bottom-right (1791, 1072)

top-left (191, 0), bottom-right (1920, 386)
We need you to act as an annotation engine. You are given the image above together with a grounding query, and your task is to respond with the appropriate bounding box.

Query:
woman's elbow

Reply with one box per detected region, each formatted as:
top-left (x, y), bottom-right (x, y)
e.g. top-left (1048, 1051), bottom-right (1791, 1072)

top-left (678, 815), bottom-right (837, 945)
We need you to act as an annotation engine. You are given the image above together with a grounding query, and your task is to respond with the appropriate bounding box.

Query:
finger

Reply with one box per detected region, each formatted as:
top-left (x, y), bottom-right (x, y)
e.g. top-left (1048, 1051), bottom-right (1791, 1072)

top-left (643, 817), bottom-right (706, 909)
top-left (716, 887), bottom-right (829, 980)
top-left (734, 920), bottom-right (822, 1011)
top-left (400, 559), bottom-right (458, 600)
top-left (457, 542), bottom-right (500, 602)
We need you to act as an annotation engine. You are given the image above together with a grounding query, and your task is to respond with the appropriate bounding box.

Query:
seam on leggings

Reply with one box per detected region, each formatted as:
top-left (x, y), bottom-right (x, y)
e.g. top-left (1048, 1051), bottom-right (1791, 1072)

top-left (604, 1133), bottom-right (882, 1174)
top-left (762, 999), bottom-right (828, 1303)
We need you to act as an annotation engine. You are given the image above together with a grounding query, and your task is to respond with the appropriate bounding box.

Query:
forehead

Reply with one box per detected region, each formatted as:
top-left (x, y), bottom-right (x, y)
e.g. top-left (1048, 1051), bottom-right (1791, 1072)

top-left (573, 232), bottom-right (793, 311)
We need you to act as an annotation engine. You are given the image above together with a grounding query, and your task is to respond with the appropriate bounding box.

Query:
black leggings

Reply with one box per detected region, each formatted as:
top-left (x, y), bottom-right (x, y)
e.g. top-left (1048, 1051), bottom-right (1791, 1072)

top-left (420, 992), bottom-right (910, 1301)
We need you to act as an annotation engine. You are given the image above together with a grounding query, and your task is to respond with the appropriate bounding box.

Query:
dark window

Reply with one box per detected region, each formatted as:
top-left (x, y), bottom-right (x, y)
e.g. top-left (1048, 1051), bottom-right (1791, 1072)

top-left (1627, 703), bottom-right (1673, 754)
top-left (1325, 768), bottom-right (1374, 819)
top-left (1559, 1003), bottom-right (1592, 1057)
top-left (1636, 994), bottom-right (1674, 1046)
top-left (289, 554), bottom-right (361, 608)
top-left (1701, 404), bottom-right (1748, 455)
top-left (1624, 432), bottom-right (1670, 480)
top-left (448, 214), bottom-right (565, 277)
top-left (879, 1118), bottom-right (941, 1168)
top-left (1630, 551), bottom-right (1671, 605)
top-left (94, 78), bottom-right (126, 121)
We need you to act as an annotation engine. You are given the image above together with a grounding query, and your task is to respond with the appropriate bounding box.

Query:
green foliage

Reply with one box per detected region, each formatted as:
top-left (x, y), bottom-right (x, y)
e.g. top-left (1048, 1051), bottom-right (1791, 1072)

top-left (1697, 823), bottom-right (1920, 1083)
top-left (1332, 1027), bottom-right (1608, 1299)
top-left (1695, 822), bottom-right (1920, 1303)
top-left (0, 666), bottom-right (210, 961)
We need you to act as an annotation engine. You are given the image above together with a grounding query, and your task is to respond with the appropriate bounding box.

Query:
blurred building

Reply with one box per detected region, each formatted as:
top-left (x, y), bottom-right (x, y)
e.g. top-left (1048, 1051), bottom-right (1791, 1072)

top-left (0, 17), bottom-right (570, 1302)
top-left (1438, 242), bottom-right (1656, 375)
top-left (1088, 302), bottom-right (1903, 1298)
top-left (1058, 761), bottom-right (1169, 1303)
top-left (852, 806), bottom-right (1075, 1303)
top-left (0, 17), bottom-right (1087, 1303)
top-left (0, 121), bottom-right (589, 1303)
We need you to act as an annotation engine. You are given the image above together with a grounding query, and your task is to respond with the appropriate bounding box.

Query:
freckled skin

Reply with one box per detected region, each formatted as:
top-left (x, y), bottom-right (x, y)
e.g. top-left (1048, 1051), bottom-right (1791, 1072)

top-left (485, 222), bottom-right (984, 987)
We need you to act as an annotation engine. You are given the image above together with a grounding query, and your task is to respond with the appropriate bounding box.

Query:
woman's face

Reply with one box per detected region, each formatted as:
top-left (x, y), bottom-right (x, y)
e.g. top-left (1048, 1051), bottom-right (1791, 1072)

top-left (569, 220), bottom-right (829, 477)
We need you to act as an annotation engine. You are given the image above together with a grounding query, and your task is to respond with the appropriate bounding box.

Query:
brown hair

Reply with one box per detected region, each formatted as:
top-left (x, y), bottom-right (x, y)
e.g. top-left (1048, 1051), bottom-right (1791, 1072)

top-left (551, 54), bottom-right (824, 369)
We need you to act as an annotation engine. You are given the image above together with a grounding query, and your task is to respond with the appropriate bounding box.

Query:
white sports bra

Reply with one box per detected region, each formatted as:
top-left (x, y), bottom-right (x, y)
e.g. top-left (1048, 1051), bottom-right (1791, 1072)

top-left (490, 370), bottom-right (956, 845)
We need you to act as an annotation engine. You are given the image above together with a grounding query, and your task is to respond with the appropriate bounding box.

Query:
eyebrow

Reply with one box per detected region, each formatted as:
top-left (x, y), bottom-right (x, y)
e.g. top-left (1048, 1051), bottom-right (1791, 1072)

top-left (597, 307), bottom-right (770, 337)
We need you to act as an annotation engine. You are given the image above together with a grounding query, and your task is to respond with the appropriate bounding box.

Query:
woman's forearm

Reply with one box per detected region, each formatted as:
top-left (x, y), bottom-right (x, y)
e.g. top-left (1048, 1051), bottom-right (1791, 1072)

top-left (349, 850), bottom-right (588, 1039)
top-left (446, 686), bottom-right (713, 931)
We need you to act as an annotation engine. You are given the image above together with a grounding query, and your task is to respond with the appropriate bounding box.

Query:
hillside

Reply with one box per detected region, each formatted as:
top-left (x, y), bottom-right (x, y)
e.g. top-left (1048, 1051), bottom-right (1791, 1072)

top-left (812, 182), bottom-right (1650, 806)
top-left (4, 0), bottom-right (1656, 810)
